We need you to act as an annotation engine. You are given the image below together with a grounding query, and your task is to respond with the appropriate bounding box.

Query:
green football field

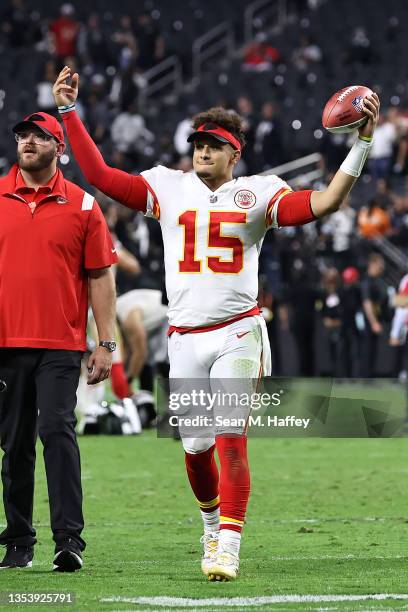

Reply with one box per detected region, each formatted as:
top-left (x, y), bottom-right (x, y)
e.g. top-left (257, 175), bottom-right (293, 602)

top-left (1, 431), bottom-right (408, 611)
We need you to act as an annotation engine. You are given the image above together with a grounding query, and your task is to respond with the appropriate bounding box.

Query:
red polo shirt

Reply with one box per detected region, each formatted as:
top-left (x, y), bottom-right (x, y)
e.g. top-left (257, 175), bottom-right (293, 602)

top-left (0, 164), bottom-right (118, 350)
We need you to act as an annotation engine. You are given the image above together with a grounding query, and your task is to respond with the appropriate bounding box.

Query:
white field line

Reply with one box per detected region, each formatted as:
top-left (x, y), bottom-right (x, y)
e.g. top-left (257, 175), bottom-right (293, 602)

top-left (100, 594), bottom-right (408, 607)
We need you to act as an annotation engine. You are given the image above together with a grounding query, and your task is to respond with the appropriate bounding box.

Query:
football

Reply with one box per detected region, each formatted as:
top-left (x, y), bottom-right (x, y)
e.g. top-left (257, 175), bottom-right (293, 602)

top-left (322, 85), bottom-right (373, 133)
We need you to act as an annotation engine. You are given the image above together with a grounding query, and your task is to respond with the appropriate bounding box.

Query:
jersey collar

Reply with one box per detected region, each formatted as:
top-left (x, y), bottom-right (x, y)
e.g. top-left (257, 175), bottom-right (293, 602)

top-left (0, 164), bottom-right (68, 202)
top-left (192, 172), bottom-right (237, 195)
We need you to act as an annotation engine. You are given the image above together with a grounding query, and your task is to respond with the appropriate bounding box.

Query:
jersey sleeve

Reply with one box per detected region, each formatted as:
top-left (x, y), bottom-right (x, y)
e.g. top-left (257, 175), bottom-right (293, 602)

top-left (141, 165), bottom-right (181, 221)
top-left (262, 176), bottom-right (293, 228)
top-left (84, 200), bottom-right (119, 270)
top-left (61, 110), bottom-right (149, 212)
top-left (399, 276), bottom-right (408, 295)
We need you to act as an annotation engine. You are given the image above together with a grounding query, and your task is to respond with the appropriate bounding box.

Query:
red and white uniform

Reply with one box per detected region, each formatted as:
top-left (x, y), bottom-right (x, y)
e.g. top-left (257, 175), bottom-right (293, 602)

top-left (60, 110), bottom-right (316, 445)
top-left (141, 165), bottom-right (291, 329)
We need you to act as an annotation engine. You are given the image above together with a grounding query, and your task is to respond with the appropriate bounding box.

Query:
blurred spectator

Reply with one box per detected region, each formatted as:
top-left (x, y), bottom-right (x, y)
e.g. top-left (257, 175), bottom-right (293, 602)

top-left (154, 133), bottom-right (179, 167)
top-left (284, 254), bottom-right (320, 376)
top-left (78, 13), bottom-right (113, 71)
top-left (110, 102), bottom-right (154, 164)
top-left (109, 62), bottom-right (146, 110)
top-left (344, 27), bottom-right (374, 65)
top-left (357, 198), bottom-right (391, 239)
top-left (374, 177), bottom-right (393, 209)
top-left (320, 133), bottom-right (349, 175)
top-left (319, 268), bottom-right (342, 376)
top-left (173, 113), bottom-right (194, 156)
top-left (339, 267), bottom-right (363, 377)
top-left (368, 109), bottom-right (400, 179)
top-left (85, 89), bottom-right (111, 144)
top-left (36, 59), bottom-right (58, 111)
top-left (49, 3), bottom-right (80, 60)
top-left (320, 197), bottom-right (356, 269)
top-left (242, 34), bottom-right (280, 72)
top-left (254, 101), bottom-right (285, 170)
top-left (361, 253), bottom-right (389, 377)
top-left (111, 15), bottom-right (137, 70)
top-left (292, 34), bottom-right (322, 71)
top-left (1, 0), bottom-right (36, 48)
top-left (389, 195), bottom-right (408, 245)
top-left (134, 12), bottom-right (165, 70)
top-left (236, 96), bottom-right (256, 170)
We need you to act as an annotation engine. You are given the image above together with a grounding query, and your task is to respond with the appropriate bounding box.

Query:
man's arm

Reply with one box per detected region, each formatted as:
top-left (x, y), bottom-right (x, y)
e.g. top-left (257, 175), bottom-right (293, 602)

top-left (53, 67), bottom-right (149, 211)
top-left (272, 93), bottom-right (380, 227)
top-left (362, 298), bottom-right (382, 334)
top-left (310, 93), bottom-right (380, 218)
top-left (87, 267), bottom-right (116, 385)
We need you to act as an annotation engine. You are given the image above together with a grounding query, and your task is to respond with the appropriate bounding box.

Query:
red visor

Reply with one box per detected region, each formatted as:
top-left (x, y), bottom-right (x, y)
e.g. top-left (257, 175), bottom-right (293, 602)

top-left (187, 122), bottom-right (242, 151)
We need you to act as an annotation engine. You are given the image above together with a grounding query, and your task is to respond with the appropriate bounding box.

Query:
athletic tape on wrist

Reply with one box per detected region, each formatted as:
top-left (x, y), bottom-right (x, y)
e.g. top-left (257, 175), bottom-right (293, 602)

top-left (58, 104), bottom-right (76, 114)
top-left (340, 137), bottom-right (373, 178)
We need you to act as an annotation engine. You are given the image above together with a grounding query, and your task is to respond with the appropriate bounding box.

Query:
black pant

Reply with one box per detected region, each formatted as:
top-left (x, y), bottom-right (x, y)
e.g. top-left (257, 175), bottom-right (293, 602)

top-left (361, 329), bottom-right (380, 378)
top-left (0, 349), bottom-right (85, 551)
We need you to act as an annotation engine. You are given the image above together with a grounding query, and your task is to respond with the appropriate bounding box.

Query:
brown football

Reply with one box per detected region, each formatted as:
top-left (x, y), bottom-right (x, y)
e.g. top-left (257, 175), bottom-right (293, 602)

top-left (322, 85), bottom-right (373, 133)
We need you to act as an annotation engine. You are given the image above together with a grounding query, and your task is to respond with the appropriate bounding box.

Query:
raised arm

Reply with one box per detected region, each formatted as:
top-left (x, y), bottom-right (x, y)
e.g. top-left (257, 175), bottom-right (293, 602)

top-left (274, 93), bottom-right (380, 227)
top-left (53, 67), bottom-right (149, 212)
top-left (310, 93), bottom-right (379, 217)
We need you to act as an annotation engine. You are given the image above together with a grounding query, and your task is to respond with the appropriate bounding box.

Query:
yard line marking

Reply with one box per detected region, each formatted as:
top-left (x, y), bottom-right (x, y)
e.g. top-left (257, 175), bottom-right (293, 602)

top-left (101, 594), bottom-right (408, 607)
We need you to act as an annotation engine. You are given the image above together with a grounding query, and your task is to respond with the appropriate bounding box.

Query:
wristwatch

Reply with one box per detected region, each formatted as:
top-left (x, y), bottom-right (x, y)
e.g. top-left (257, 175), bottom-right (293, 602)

top-left (99, 340), bottom-right (116, 352)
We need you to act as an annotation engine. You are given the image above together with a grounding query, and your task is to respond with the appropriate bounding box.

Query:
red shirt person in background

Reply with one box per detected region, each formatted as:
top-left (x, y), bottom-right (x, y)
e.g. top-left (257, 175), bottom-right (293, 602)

top-left (49, 3), bottom-right (80, 59)
top-left (0, 112), bottom-right (117, 572)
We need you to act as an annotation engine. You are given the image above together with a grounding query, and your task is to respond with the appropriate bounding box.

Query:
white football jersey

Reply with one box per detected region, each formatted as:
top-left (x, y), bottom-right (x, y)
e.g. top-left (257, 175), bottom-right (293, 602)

top-left (141, 165), bottom-right (291, 327)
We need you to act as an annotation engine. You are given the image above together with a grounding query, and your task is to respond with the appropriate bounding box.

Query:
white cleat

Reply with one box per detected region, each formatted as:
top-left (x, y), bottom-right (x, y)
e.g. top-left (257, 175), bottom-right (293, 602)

top-left (207, 545), bottom-right (239, 582)
top-left (200, 531), bottom-right (219, 576)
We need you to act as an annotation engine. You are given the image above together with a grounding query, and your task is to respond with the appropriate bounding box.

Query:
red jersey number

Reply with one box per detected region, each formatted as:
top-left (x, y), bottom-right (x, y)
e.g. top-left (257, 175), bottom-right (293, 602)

top-left (179, 210), bottom-right (246, 274)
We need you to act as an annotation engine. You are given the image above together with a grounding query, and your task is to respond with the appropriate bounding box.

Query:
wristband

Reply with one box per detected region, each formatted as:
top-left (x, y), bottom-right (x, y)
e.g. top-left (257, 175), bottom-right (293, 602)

top-left (340, 136), bottom-right (373, 178)
top-left (58, 103), bottom-right (76, 114)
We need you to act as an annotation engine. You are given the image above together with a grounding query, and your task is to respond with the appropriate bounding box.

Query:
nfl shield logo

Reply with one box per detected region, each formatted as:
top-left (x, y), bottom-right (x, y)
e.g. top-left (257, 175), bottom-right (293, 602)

top-left (351, 96), bottom-right (363, 112)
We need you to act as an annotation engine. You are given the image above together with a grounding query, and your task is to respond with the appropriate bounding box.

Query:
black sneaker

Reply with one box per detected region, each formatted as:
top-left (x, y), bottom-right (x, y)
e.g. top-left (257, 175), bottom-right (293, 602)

top-left (53, 540), bottom-right (82, 573)
top-left (0, 545), bottom-right (33, 569)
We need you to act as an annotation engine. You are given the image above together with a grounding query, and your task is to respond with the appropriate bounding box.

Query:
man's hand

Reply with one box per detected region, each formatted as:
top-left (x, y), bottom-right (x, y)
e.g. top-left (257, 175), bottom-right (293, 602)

top-left (371, 320), bottom-right (382, 334)
top-left (358, 93), bottom-right (380, 139)
top-left (87, 346), bottom-right (113, 385)
top-left (53, 66), bottom-right (79, 107)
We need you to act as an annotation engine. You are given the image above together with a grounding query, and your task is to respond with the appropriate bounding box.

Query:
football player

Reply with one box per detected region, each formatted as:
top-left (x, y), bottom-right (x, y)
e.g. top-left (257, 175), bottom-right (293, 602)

top-left (53, 67), bottom-right (379, 581)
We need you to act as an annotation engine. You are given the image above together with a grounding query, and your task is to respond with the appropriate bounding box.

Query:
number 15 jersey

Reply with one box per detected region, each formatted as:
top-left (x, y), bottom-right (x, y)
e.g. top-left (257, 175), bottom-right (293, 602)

top-left (141, 165), bottom-right (291, 328)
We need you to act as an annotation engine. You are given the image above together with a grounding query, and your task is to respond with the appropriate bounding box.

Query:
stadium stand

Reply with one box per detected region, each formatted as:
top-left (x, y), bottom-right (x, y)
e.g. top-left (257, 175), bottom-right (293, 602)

top-left (2, 0), bottom-right (408, 381)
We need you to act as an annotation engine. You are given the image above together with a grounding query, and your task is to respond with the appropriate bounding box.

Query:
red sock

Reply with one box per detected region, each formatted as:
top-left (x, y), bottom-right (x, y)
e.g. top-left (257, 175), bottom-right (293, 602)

top-left (216, 435), bottom-right (250, 533)
top-left (185, 445), bottom-right (220, 511)
top-left (111, 363), bottom-right (131, 399)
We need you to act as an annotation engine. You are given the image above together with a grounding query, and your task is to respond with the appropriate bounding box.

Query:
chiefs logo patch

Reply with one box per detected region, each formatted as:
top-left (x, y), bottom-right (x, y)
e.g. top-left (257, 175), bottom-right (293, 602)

top-left (234, 190), bottom-right (256, 209)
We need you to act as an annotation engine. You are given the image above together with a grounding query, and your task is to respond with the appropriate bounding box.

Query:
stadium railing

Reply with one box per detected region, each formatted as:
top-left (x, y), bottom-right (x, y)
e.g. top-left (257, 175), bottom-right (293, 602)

top-left (138, 56), bottom-right (183, 108)
top-left (244, 0), bottom-right (287, 44)
top-left (192, 22), bottom-right (235, 84)
top-left (261, 152), bottom-right (324, 188)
